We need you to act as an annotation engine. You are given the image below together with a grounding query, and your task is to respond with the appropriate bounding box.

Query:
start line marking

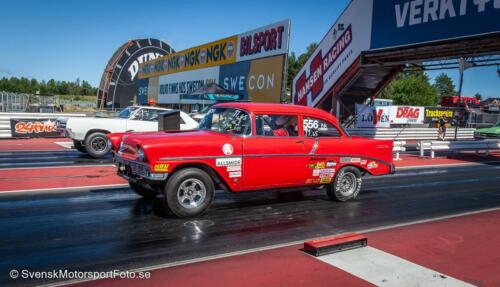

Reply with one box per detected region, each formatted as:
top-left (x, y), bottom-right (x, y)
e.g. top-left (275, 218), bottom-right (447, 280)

top-left (316, 246), bottom-right (474, 287)
top-left (55, 142), bottom-right (73, 149)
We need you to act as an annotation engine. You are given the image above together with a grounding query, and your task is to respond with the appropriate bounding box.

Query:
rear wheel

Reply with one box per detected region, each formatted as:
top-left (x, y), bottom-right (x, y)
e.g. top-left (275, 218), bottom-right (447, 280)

top-left (73, 140), bottom-right (86, 153)
top-left (129, 181), bottom-right (158, 199)
top-left (327, 166), bottom-right (362, 202)
top-left (163, 168), bottom-right (214, 218)
top-left (84, 132), bottom-right (111, 158)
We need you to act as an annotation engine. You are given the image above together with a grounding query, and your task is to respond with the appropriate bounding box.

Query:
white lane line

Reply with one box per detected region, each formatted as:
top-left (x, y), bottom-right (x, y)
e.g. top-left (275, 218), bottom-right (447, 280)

top-left (317, 246), bottom-right (474, 287)
top-left (55, 141), bottom-right (73, 149)
top-left (0, 183), bottom-right (129, 195)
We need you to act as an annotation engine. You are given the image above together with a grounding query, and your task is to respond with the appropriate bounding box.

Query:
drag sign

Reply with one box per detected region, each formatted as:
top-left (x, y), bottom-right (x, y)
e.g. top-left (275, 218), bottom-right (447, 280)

top-left (10, 118), bottom-right (61, 138)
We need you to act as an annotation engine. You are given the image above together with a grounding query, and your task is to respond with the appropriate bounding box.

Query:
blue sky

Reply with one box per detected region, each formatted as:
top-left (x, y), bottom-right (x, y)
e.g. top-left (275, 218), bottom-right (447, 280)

top-left (0, 0), bottom-right (498, 99)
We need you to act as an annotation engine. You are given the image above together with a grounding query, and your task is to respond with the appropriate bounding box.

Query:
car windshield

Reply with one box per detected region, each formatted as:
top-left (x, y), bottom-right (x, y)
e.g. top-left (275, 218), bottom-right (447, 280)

top-left (198, 108), bottom-right (251, 135)
top-left (117, 107), bottom-right (139, 119)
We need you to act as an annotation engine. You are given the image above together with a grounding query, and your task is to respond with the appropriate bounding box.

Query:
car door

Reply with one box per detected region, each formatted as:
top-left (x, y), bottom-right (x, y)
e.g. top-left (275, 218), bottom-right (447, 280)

top-left (302, 116), bottom-right (344, 185)
top-left (242, 113), bottom-right (310, 190)
top-left (125, 108), bottom-right (160, 132)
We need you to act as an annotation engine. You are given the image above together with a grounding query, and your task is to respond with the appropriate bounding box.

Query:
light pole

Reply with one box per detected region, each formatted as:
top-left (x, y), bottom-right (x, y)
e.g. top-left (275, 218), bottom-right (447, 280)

top-left (454, 58), bottom-right (474, 140)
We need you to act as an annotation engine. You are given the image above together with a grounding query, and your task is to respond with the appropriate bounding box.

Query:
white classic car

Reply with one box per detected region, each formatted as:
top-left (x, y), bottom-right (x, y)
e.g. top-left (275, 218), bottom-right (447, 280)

top-left (65, 106), bottom-right (199, 158)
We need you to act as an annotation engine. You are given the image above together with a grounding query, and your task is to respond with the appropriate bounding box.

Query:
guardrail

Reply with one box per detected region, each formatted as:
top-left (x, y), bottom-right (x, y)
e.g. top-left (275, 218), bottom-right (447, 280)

top-left (348, 128), bottom-right (475, 141)
top-left (419, 139), bottom-right (500, 158)
top-left (0, 112), bottom-right (86, 138)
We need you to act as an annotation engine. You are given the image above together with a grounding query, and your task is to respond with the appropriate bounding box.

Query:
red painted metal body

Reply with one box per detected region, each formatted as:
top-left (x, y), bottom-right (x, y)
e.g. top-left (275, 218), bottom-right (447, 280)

top-left (109, 103), bottom-right (394, 192)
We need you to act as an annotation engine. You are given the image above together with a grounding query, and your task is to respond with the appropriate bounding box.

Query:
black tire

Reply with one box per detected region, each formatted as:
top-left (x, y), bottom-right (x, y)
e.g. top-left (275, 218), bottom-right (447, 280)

top-left (73, 140), bottom-right (87, 153)
top-left (327, 166), bottom-right (362, 202)
top-left (84, 132), bottom-right (110, 158)
top-left (163, 168), bottom-right (215, 218)
top-left (129, 181), bottom-right (158, 199)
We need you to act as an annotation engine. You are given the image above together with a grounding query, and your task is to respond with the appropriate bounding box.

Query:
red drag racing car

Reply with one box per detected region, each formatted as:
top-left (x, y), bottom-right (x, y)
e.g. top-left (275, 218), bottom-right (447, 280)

top-left (109, 103), bottom-right (395, 218)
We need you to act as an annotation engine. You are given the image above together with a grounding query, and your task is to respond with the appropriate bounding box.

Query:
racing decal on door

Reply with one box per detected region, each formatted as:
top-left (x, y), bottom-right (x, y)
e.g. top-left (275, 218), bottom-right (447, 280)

top-left (216, 157), bottom-right (242, 178)
top-left (306, 158), bottom-right (336, 184)
top-left (222, 143), bottom-right (234, 155)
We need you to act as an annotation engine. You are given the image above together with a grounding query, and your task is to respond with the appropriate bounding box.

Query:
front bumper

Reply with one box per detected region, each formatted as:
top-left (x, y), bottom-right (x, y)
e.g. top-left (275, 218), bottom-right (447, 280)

top-left (114, 155), bottom-right (168, 183)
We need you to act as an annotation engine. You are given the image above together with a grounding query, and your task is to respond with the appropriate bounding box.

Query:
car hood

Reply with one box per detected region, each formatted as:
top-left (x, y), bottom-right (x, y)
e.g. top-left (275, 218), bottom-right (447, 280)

top-left (121, 129), bottom-right (237, 159)
top-left (67, 117), bottom-right (124, 126)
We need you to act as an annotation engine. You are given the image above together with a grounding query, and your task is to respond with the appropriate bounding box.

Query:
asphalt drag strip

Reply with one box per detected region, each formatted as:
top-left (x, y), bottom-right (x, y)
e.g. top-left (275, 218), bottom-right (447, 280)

top-left (0, 150), bottom-right (113, 169)
top-left (0, 163), bottom-right (499, 286)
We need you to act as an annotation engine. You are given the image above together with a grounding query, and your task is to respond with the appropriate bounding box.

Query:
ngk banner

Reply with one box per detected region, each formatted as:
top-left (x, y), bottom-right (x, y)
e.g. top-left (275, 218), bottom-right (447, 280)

top-left (356, 104), bottom-right (391, 128)
top-left (292, 0), bottom-right (373, 107)
top-left (10, 118), bottom-right (60, 138)
top-left (390, 106), bottom-right (424, 124)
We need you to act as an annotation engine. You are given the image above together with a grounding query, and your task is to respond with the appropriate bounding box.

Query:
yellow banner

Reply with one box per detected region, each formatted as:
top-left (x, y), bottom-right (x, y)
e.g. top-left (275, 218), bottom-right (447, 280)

top-left (139, 36), bottom-right (237, 79)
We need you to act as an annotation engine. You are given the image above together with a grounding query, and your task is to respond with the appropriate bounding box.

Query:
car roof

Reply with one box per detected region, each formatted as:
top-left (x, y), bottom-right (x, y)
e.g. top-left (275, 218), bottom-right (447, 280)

top-left (131, 106), bottom-right (173, 111)
top-left (213, 102), bottom-right (335, 119)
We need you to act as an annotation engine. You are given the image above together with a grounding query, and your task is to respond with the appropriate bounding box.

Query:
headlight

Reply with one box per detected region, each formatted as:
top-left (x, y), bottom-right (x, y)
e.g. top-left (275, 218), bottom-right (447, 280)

top-left (137, 147), bottom-right (147, 162)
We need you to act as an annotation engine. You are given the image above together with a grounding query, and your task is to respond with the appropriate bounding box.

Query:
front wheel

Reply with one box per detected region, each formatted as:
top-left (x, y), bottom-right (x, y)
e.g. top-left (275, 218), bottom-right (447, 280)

top-left (84, 132), bottom-right (111, 158)
top-left (129, 182), bottom-right (158, 199)
top-left (327, 166), bottom-right (362, 202)
top-left (163, 168), bottom-right (215, 218)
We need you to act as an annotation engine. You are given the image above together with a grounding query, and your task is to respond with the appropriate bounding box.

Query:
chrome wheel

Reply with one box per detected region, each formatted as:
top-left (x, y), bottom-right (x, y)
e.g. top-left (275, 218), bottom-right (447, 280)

top-left (337, 172), bottom-right (357, 197)
top-left (90, 137), bottom-right (107, 152)
top-left (177, 178), bottom-right (207, 209)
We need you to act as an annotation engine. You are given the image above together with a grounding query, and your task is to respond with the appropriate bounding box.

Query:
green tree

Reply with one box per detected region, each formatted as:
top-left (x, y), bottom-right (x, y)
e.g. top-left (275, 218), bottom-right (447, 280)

top-left (474, 92), bottom-right (482, 101)
top-left (380, 70), bottom-right (439, 106)
top-left (286, 43), bottom-right (318, 101)
top-left (433, 72), bottom-right (455, 97)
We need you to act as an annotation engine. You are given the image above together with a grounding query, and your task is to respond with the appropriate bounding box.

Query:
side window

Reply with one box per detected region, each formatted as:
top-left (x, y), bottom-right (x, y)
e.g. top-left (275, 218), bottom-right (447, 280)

top-left (255, 114), bottom-right (299, 137)
top-left (303, 117), bottom-right (341, 137)
top-left (130, 109), bottom-right (143, 120)
top-left (141, 109), bottom-right (162, 121)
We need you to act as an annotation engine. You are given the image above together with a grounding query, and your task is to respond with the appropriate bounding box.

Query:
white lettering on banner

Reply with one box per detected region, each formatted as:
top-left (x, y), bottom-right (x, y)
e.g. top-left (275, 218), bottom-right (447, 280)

top-left (128, 53), bottom-right (163, 81)
top-left (223, 74), bottom-right (275, 92)
top-left (395, 0), bottom-right (499, 28)
top-left (409, 0), bottom-right (423, 25)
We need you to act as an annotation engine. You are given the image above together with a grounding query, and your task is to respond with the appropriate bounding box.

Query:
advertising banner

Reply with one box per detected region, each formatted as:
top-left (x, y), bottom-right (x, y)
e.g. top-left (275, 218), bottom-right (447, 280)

top-left (219, 55), bottom-right (284, 102)
top-left (158, 67), bottom-right (220, 104)
top-left (423, 107), bottom-right (454, 123)
top-left (138, 20), bottom-right (289, 105)
top-left (237, 20), bottom-right (290, 62)
top-left (10, 118), bottom-right (60, 138)
top-left (356, 104), bottom-right (428, 127)
top-left (371, 0), bottom-right (500, 49)
top-left (356, 104), bottom-right (391, 128)
top-left (292, 0), bottom-right (373, 107)
top-left (139, 36), bottom-right (237, 79)
top-left (389, 106), bottom-right (424, 124)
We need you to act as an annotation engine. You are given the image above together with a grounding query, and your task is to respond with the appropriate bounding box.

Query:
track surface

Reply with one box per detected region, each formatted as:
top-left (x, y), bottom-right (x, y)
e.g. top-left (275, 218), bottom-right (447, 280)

top-left (0, 150), bottom-right (113, 169)
top-left (1, 163), bottom-right (499, 286)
